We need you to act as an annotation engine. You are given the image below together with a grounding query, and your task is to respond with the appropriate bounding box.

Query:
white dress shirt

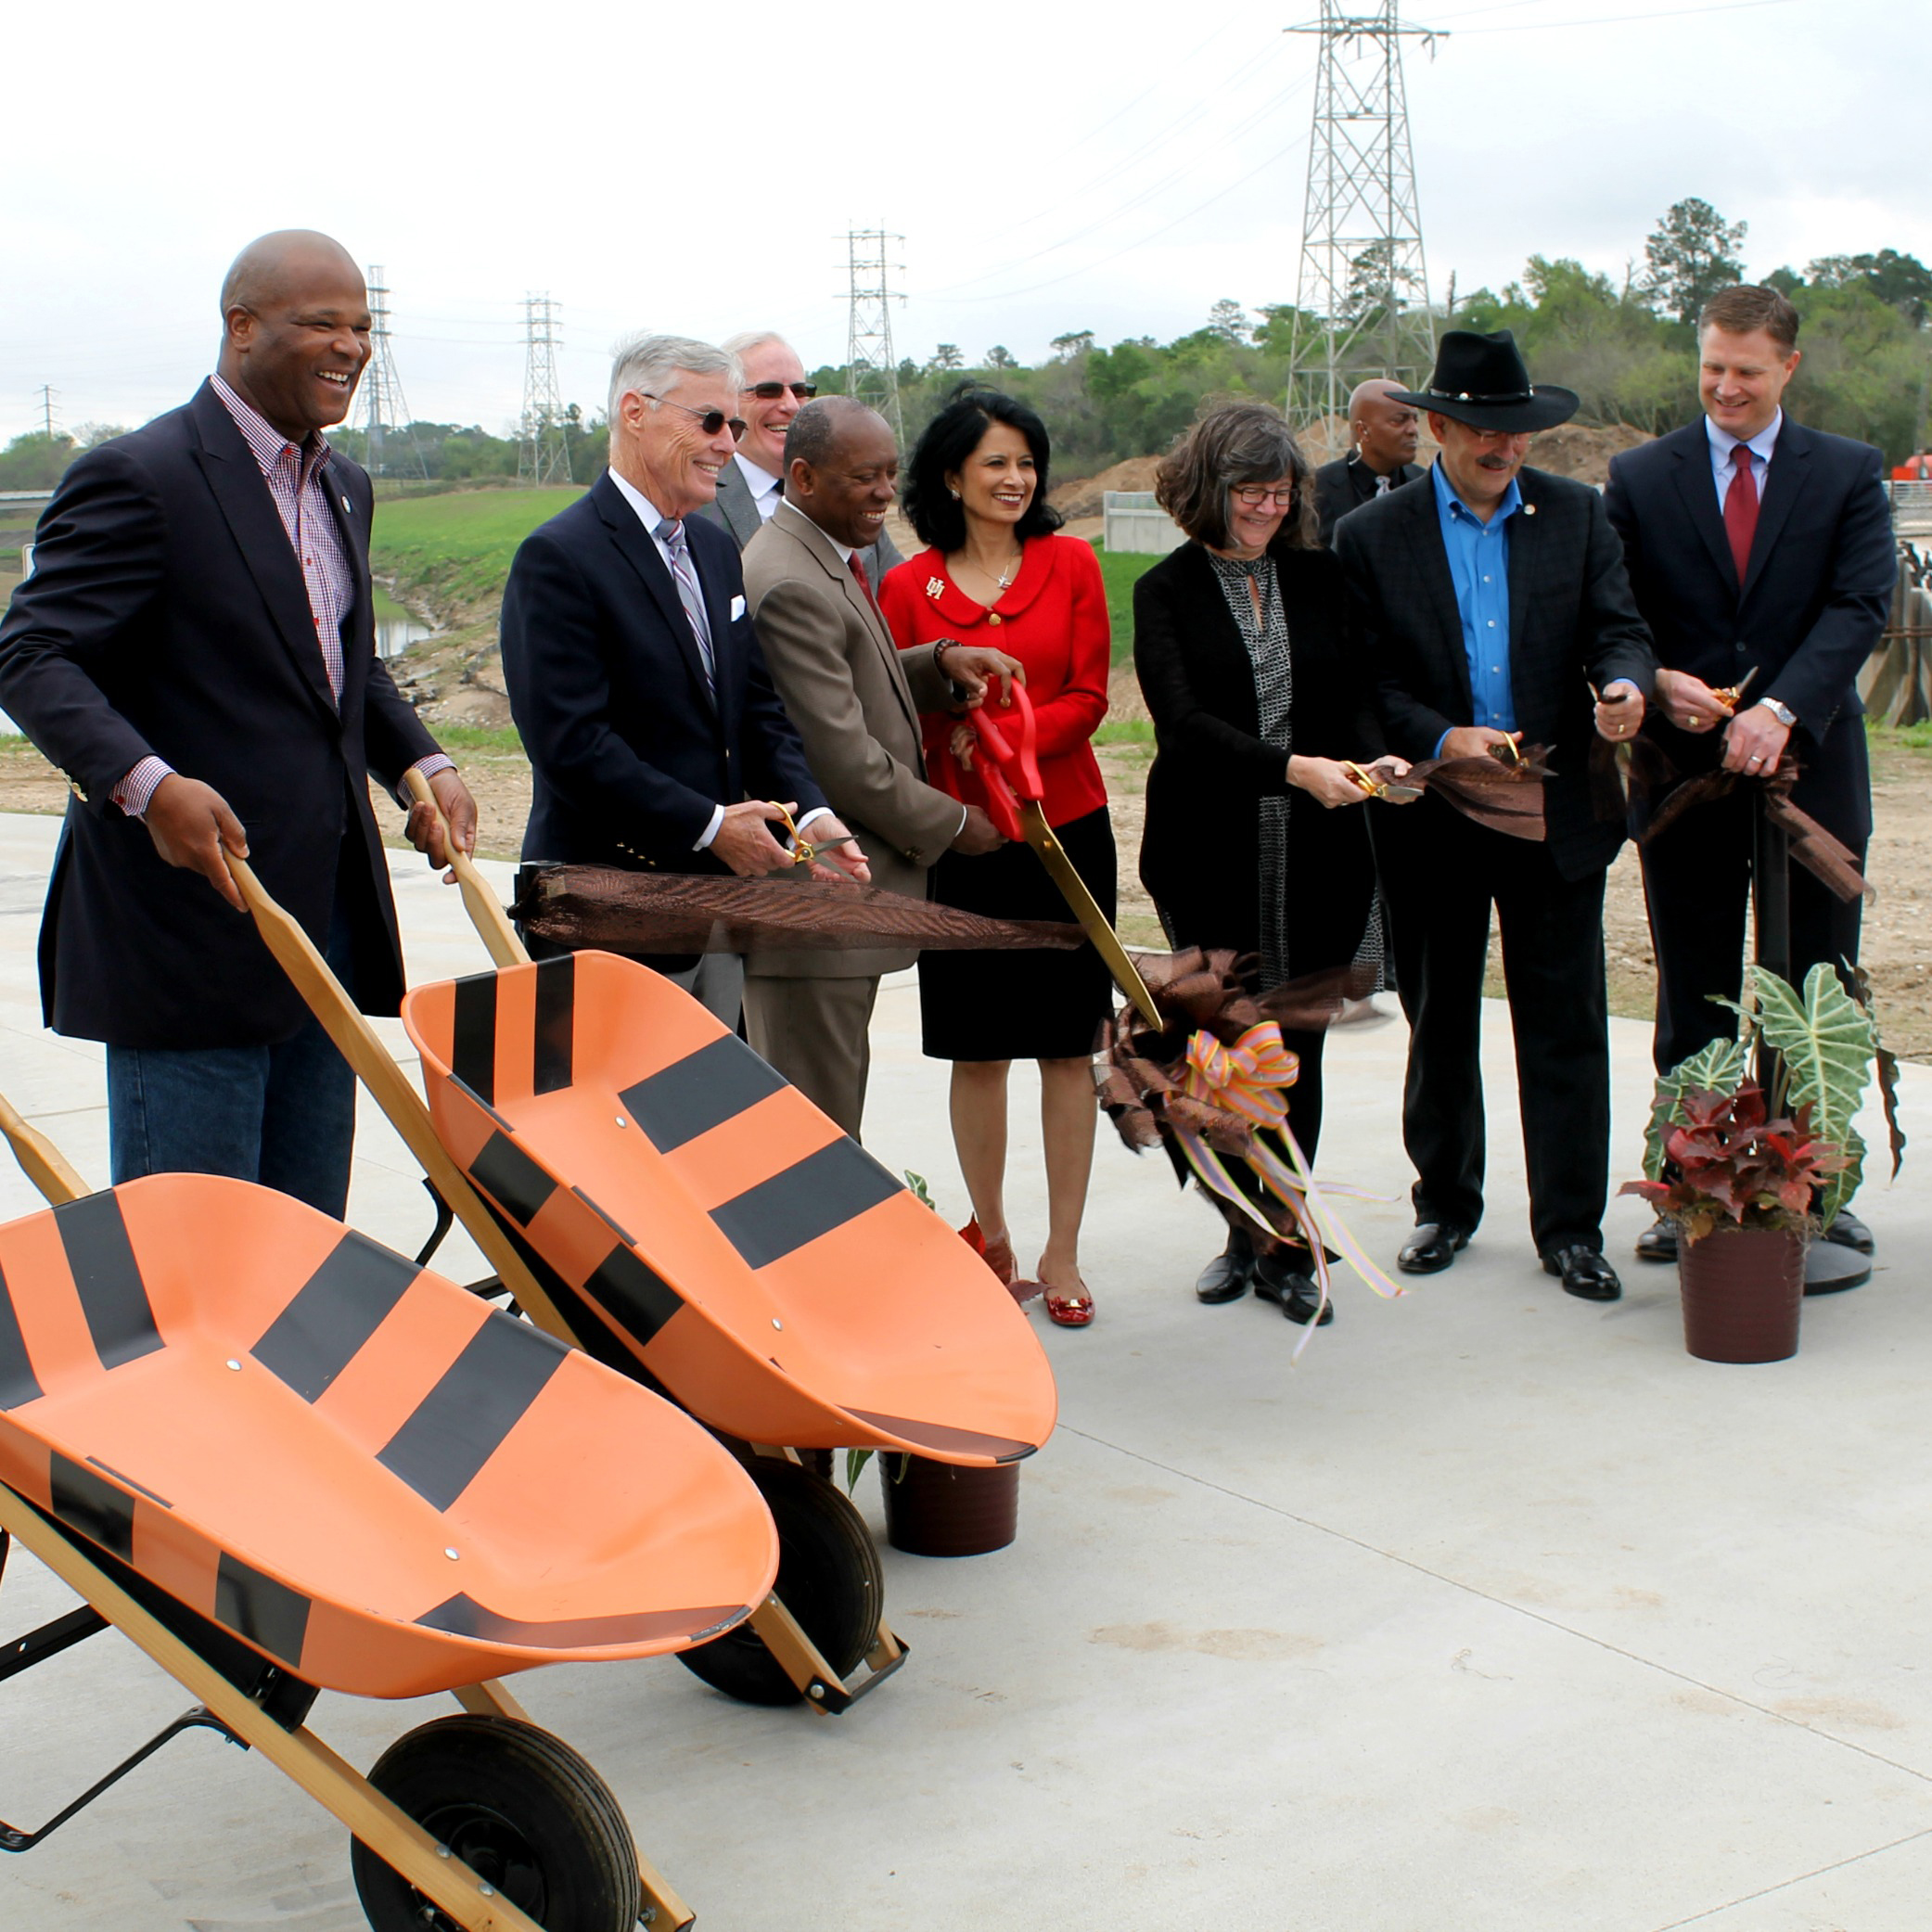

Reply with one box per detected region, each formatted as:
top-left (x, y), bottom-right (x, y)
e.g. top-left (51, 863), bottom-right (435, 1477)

top-left (607, 468), bottom-right (828, 851)
top-left (1706, 407), bottom-right (1783, 510)
top-left (734, 453), bottom-right (785, 524)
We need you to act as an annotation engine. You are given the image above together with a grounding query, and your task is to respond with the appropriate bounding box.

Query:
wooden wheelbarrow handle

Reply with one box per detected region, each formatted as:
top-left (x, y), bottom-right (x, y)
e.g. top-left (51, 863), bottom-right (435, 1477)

top-left (966, 688), bottom-right (1162, 1029)
top-left (0, 1089), bottom-right (88, 1207)
top-left (403, 768), bottom-right (531, 967)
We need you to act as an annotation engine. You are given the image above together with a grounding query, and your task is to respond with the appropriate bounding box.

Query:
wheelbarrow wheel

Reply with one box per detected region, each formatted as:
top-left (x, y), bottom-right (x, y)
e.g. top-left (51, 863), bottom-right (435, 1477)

top-left (351, 1714), bottom-right (639, 1932)
top-left (678, 1455), bottom-right (882, 1706)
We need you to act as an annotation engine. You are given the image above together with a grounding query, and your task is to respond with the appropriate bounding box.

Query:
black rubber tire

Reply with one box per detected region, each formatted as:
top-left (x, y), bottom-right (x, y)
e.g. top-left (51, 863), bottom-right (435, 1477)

top-left (676, 1455), bottom-right (883, 1706)
top-left (351, 1715), bottom-right (639, 1932)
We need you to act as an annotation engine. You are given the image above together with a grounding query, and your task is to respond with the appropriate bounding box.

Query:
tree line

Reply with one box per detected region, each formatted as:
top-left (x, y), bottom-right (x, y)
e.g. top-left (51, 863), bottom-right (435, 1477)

top-left (6, 200), bottom-right (1928, 495)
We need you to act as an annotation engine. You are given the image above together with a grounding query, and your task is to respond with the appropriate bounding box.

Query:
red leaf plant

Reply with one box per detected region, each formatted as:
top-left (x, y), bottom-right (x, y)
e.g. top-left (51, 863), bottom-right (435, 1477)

top-left (1619, 1084), bottom-right (1848, 1246)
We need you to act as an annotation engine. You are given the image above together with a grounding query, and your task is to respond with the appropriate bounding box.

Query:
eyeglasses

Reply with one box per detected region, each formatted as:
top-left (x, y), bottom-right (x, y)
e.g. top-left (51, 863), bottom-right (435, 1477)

top-left (744, 381), bottom-right (817, 401)
top-left (642, 393), bottom-right (747, 441)
top-left (1232, 484), bottom-right (1298, 508)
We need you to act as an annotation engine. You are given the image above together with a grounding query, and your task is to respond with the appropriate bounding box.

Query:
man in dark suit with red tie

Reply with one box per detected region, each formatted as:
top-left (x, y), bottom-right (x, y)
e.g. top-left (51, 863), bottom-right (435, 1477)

top-left (0, 230), bottom-right (476, 1216)
top-left (1605, 284), bottom-right (1894, 1267)
top-left (498, 333), bottom-right (867, 1030)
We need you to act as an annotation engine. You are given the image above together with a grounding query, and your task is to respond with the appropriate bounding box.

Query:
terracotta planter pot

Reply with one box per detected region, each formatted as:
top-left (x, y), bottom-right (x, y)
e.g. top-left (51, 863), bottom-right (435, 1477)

top-left (1678, 1224), bottom-right (1804, 1363)
top-left (880, 1454), bottom-right (1020, 1557)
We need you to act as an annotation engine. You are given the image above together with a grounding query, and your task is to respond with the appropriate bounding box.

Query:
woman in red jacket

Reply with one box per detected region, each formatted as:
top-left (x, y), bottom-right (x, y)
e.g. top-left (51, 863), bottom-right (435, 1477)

top-left (879, 388), bottom-right (1112, 1327)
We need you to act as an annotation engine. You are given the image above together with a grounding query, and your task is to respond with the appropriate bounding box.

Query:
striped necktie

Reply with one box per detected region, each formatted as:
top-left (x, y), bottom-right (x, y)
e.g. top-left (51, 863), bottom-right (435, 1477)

top-left (656, 518), bottom-right (715, 689)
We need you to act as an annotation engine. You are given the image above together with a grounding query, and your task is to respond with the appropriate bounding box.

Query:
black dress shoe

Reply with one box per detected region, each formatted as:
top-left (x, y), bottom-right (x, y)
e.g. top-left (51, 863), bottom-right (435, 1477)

top-left (1253, 1252), bottom-right (1335, 1325)
top-left (1196, 1226), bottom-right (1255, 1304)
top-left (1823, 1209), bottom-right (1874, 1256)
top-left (1543, 1245), bottom-right (1622, 1302)
top-left (1398, 1223), bottom-right (1469, 1274)
top-left (1634, 1222), bottom-right (1679, 1264)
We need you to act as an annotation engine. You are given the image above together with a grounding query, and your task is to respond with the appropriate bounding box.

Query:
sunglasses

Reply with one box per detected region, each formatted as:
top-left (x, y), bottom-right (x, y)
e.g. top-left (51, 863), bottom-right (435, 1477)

top-left (744, 380), bottom-right (817, 401)
top-left (643, 393), bottom-right (747, 441)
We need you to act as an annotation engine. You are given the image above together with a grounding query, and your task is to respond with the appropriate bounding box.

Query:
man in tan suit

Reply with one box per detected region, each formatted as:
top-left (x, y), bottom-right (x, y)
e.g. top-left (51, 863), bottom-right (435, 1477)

top-left (741, 396), bottom-right (1015, 1136)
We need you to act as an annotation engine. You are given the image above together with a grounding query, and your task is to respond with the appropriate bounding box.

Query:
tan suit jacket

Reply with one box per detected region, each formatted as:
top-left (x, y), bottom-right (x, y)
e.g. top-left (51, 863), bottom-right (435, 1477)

top-left (741, 499), bottom-right (961, 979)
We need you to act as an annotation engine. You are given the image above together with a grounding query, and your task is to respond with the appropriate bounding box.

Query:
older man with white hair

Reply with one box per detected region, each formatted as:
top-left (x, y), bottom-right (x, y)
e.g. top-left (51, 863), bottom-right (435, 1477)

top-left (499, 332), bottom-right (866, 1024)
top-left (696, 330), bottom-right (902, 588)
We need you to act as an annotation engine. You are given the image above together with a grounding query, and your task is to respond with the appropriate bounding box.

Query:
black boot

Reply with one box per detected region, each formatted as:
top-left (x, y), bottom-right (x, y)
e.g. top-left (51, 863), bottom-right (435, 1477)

top-left (1195, 1222), bottom-right (1255, 1304)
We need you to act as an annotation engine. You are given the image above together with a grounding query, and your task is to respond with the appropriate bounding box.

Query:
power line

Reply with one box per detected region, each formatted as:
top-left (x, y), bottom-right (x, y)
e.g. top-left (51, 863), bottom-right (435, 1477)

top-left (518, 294), bottom-right (572, 486)
top-left (843, 230), bottom-right (905, 442)
top-left (1285, 2), bottom-right (1442, 438)
top-left (361, 267), bottom-right (429, 480)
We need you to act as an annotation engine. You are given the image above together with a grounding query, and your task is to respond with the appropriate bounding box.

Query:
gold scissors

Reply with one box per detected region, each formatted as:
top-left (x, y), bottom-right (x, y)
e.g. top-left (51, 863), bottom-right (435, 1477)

top-left (1709, 666), bottom-right (1759, 710)
top-left (774, 805), bottom-right (862, 882)
top-left (1344, 759), bottom-right (1426, 803)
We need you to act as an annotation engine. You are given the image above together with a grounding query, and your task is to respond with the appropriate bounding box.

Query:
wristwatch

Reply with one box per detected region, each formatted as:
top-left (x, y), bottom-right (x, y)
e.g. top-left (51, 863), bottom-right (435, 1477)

top-left (1757, 697), bottom-right (1798, 729)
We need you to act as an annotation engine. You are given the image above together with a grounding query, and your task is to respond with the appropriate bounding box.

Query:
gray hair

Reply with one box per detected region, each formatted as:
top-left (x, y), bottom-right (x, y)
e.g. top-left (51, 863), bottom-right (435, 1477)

top-left (720, 329), bottom-right (795, 365)
top-left (608, 333), bottom-right (742, 424)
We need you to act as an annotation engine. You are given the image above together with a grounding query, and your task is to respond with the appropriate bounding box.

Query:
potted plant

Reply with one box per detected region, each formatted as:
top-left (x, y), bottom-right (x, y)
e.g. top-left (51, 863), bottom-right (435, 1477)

top-left (1622, 965), bottom-right (1900, 1363)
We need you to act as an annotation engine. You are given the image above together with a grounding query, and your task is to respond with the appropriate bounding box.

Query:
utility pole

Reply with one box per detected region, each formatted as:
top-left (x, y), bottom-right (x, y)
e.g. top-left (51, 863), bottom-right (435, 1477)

top-left (518, 294), bottom-right (572, 486)
top-left (361, 266), bottom-right (429, 481)
top-left (1284, 3), bottom-right (1443, 448)
top-left (842, 228), bottom-right (906, 443)
top-left (36, 385), bottom-right (59, 441)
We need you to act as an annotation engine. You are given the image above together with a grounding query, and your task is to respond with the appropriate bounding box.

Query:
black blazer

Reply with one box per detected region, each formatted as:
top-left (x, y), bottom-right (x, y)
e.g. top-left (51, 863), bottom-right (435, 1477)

top-left (1133, 540), bottom-right (1382, 971)
top-left (1604, 417), bottom-right (1892, 843)
top-left (1334, 467), bottom-right (1657, 880)
top-left (0, 381), bottom-right (441, 1049)
top-left (1313, 453), bottom-right (1427, 547)
top-left (500, 472), bottom-right (825, 871)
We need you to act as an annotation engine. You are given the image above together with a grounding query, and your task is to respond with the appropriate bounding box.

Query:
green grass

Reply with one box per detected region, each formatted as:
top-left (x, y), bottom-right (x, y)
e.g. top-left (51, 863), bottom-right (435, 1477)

top-left (431, 723), bottom-right (525, 753)
top-left (1094, 718), bottom-right (1153, 746)
top-left (1872, 719), bottom-right (1932, 753)
top-left (1091, 541), bottom-right (1160, 663)
top-left (369, 487), bottom-right (584, 610)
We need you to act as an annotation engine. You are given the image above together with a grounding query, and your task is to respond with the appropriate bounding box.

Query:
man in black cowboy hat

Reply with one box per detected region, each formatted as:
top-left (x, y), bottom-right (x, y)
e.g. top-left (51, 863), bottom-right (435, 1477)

top-left (1334, 329), bottom-right (1656, 1302)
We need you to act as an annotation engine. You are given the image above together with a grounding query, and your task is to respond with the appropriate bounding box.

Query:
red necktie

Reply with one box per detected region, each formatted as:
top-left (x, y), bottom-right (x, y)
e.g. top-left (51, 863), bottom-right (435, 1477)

top-left (1724, 443), bottom-right (1759, 585)
top-left (849, 551), bottom-right (877, 612)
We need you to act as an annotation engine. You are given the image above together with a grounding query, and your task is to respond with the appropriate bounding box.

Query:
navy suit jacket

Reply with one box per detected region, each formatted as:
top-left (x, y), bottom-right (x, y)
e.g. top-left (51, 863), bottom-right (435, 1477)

top-left (0, 380), bottom-right (441, 1048)
top-left (500, 471), bottom-right (825, 875)
top-left (1335, 466), bottom-right (1657, 880)
top-left (1604, 416), bottom-right (1893, 843)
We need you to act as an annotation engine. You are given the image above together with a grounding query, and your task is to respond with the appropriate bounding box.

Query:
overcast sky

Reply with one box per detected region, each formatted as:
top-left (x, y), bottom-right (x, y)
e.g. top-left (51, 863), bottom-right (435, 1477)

top-left (4, 0), bottom-right (1926, 446)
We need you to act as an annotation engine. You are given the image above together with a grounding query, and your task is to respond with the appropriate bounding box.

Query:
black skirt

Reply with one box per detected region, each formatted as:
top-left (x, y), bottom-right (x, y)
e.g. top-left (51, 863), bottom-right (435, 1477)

top-left (919, 806), bottom-right (1117, 1062)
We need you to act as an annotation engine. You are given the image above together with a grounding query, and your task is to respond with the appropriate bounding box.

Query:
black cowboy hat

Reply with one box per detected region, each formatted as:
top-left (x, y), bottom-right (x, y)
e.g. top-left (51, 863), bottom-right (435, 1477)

top-left (1389, 329), bottom-right (1579, 433)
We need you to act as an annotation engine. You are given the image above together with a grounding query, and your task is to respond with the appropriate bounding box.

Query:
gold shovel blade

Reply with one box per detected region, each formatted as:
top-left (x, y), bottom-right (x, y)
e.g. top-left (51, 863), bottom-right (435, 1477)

top-left (1018, 802), bottom-right (1162, 1030)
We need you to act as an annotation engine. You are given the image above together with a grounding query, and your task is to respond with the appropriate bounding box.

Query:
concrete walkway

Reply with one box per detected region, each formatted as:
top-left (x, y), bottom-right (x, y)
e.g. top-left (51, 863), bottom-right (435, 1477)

top-left (0, 810), bottom-right (1926, 1932)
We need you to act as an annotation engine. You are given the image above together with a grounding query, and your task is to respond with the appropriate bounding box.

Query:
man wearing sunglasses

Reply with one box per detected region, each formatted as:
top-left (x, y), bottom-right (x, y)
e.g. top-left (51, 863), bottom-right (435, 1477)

top-left (501, 332), bottom-right (867, 1027)
top-left (696, 331), bottom-right (904, 593)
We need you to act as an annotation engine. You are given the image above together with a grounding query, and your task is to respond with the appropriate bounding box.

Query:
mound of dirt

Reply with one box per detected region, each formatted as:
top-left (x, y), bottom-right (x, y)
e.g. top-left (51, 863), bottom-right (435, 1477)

top-left (1050, 458), bottom-right (1162, 521)
top-left (1528, 421), bottom-right (1652, 486)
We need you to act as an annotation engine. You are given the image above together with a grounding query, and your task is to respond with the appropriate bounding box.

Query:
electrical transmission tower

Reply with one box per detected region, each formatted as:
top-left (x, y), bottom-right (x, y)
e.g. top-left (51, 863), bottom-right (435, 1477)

top-left (518, 294), bottom-right (572, 486)
top-left (1284, 3), bottom-right (1443, 444)
top-left (842, 228), bottom-right (905, 442)
top-left (36, 385), bottom-right (59, 441)
top-left (360, 266), bottom-right (428, 480)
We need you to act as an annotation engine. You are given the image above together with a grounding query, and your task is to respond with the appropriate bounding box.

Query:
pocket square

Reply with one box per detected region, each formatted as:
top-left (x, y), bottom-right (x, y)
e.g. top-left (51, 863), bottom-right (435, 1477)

top-left (729, 595), bottom-right (747, 621)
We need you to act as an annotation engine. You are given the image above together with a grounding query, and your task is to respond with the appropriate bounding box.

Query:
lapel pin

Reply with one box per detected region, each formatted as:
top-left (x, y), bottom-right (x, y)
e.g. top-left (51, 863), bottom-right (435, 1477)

top-left (1523, 502), bottom-right (1536, 516)
top-left (926, 577), bottom-right (945, 598)
top-left (341, 495), bottom-right (352, 513)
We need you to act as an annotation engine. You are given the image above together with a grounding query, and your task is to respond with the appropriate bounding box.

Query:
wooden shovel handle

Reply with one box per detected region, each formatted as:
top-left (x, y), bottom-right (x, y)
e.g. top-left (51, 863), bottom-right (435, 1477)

top-left (0, 1089), bottom-right (88, 1206)
top-left (403, 768), bottom-right (530, 967)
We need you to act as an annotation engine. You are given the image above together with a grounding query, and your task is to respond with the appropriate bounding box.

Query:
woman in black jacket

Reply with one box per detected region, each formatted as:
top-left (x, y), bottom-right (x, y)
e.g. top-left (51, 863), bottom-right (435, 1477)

top-left (1133, 403), bottom-right (1411, 1323)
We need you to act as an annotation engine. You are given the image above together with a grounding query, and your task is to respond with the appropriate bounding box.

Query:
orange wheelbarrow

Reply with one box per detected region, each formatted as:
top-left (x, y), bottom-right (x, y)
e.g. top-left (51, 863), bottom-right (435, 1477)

top-left (224, 792), bottom-right (1057, 1718)
top-left (0, 1090), bottom-right (777, 1932)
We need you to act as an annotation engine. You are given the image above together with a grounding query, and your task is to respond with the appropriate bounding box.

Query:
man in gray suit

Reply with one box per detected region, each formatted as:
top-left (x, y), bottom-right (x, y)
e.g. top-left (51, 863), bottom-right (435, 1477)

top-left (740, 397), bottom-right (1014, 1137)
top-left (696, 331), bottom-right (903, 590)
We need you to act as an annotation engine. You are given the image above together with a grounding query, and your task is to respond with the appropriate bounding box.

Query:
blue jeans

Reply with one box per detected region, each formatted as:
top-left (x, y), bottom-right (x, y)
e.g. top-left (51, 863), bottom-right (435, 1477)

top-left (107, 878), bottom-right (359, 1218)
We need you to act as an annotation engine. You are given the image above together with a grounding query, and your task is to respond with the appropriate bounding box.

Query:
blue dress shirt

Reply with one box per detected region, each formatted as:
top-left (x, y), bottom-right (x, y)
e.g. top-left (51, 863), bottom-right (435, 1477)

top-left (1431, 459), bottom-right (1521, 755)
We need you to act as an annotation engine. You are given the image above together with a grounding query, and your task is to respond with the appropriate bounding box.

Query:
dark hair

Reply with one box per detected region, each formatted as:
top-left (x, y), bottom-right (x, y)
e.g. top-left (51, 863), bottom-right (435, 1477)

top-left (1698, 284), bottom-right (1801, 350)
top-left (1155, 403), bottom-right (1317, 551)
top-left (900, 384), bottom-right (1065, 551)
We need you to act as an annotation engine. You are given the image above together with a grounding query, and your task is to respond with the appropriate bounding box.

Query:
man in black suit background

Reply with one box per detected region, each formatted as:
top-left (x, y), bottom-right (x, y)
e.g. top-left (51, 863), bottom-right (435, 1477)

top-left (1313, 378), bottom-right (1427, 545)
top-left (499, 332), bottom-right (866, 1026)
top-left (1605, 284), bottom-right (1893, 1267)
top-left (0, 230), bottom-right (476, 1216)
top-left (1336, 331), bottom-right (1656, 1301)
top-left (695, 331), bottom-right (902, 591)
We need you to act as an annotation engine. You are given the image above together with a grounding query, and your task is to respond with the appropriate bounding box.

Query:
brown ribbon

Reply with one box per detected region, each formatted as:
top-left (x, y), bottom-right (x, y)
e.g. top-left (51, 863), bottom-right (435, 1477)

top-left (1638, 761), bottom-right (1873, 904)
top-left (1401, 744), bottom-right (1555, 842)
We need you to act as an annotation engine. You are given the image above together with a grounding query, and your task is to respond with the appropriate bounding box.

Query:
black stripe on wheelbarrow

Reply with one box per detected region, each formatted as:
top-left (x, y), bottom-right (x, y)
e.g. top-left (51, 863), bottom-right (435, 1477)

top-left (55, 1193), bottom-right (161, 1371)
top-left (710, 1138), bottom-right (902, 1270)
top-left (214, 1550), bottom-right (312, 1669)
top-left (252, 1232), bottom-right (421, 1401)
top-left (0, 1260), bottom-right (41, 1410)
top-left (468, 1131), bottom-right (557, 1228)
top-left (620, 1035), bottom-right (787, 1153)
top-left (532, 954), bottom-right (575, 1094)
top-left (838, 1411), bottom-right (1039, 1464)
top-left (377, 1311), bottom-right (571, 1511)
top-left (451, 972), bottom-right (498, 1105)
top-left (416, 1593), bottom-right (751, 1649)
top-left (49, 1452), bottom-right (136, 1559)
top-left (580, 1242), bottom-right (683, 1345)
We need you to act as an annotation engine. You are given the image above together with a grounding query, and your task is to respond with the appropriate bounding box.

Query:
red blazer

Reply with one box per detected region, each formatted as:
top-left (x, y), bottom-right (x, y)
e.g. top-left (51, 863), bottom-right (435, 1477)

top-left (878, 533), bottom-right (1110, 828)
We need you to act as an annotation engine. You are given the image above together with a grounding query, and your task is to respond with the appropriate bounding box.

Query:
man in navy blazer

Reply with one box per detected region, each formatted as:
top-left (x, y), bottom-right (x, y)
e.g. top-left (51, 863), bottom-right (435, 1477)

top-left (1605, 283), bottom-right (1894, 1266)
top-left (499, 333), bottom-right (865, 1024)
top-left (0, 230), bottom-right (476, 1216)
